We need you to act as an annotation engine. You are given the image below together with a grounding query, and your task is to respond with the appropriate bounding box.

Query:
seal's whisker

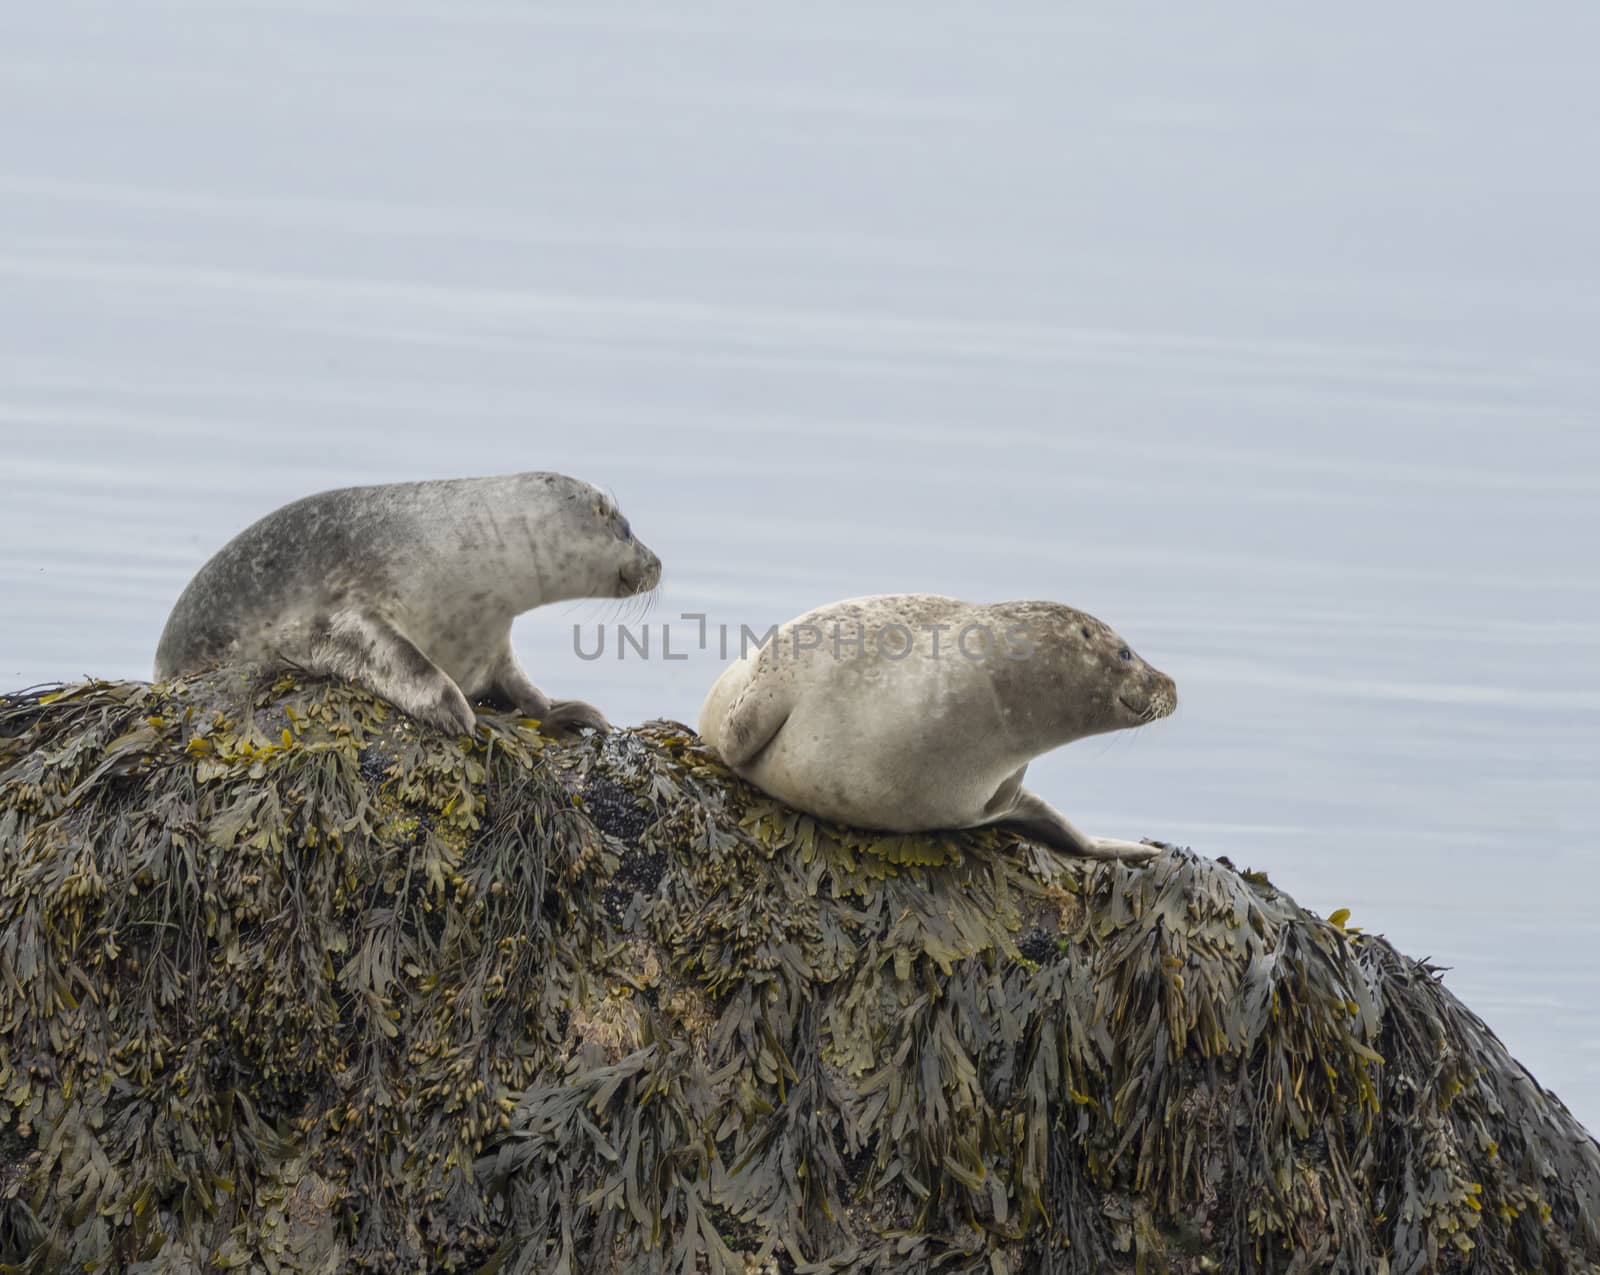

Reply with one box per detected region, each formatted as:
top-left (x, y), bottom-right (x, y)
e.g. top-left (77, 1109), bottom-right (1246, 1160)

top-left (563, 596), bottom-right (615, 621)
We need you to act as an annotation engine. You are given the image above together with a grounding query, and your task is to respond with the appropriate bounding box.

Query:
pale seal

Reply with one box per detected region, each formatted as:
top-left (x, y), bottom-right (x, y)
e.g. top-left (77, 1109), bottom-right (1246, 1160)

top-left (154, 472), bottom-right (661, 736)
top-left (697, 594), bottom-right (1176, 861)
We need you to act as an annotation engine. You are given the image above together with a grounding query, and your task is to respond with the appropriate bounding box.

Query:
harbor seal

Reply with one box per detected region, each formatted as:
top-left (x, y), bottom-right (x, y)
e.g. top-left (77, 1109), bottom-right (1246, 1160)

top-left (697, 594), bottom-right (1176, 861)
top-left (154, 472), bottom-right (661, 736)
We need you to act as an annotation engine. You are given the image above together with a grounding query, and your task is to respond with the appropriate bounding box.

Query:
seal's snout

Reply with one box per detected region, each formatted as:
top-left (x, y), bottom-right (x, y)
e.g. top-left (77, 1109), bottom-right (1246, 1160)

top-left (1147, 669), bottom-right (1178, 720)
top-left (619, 546), bottom-right (663, 596)
top-left (1117, 666), bottom-right (1177, 724)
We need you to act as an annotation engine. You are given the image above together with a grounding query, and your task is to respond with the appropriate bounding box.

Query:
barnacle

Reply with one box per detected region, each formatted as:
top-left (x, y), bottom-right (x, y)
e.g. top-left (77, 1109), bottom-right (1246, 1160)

top-left (1, 674), bottom-right (1597, 1273)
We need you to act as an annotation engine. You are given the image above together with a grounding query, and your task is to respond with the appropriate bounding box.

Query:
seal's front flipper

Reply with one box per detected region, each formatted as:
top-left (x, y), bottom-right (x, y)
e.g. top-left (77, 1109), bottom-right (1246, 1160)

top-left (313, 612), bottom-right (477, 737)
top-left (1001, 787), bottom-right (1158, 864)
top-left (715, 677), bottom-right (791, 769)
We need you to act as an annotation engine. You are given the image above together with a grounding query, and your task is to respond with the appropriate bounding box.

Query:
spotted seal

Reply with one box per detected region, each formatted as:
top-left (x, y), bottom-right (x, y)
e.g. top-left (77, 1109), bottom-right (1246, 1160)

top-left (155, 472), bottom-right (661, 735)
top-left (697, 593), bottom-right (1176, 861)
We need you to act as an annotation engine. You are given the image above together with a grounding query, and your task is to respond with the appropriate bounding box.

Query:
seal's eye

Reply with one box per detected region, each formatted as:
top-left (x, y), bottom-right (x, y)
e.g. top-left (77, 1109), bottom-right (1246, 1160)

top-left (616, 516), bottom-right (632, 541)
top-left (1080, 627), bottom-right (1090, 640)
top-left (1118, 647), bottom-right (1132, 661)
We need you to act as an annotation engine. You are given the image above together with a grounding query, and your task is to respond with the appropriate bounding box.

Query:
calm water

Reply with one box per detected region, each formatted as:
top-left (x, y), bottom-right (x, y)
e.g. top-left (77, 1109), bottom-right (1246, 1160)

top-left (3, 3), bottom-right (1598, 1126)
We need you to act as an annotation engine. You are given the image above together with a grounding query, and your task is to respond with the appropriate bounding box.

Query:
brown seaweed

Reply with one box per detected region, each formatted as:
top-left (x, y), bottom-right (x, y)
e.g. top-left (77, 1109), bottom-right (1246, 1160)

top-left (1, 673), bottom-right (1597, 1273)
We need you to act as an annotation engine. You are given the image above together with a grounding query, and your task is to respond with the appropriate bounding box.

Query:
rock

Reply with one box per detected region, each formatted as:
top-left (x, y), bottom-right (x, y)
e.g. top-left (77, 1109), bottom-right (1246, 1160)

top-left (1, 673), bottom-right (1597, 1274)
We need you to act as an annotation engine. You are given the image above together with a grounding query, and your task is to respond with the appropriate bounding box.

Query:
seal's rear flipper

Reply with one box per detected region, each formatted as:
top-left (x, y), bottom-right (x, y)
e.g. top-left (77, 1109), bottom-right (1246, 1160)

top-left (1080, 837), bottom-right (1160, 863)
top-left (483, 642), bottom-right (611, 733)
top-left (543, 698), bottom-right (611, 733)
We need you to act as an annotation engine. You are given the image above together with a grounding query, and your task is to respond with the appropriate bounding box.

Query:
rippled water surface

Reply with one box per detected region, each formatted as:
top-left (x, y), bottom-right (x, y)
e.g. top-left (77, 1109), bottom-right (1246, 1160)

top-left (4, 3), bottom-right (1598, 1125)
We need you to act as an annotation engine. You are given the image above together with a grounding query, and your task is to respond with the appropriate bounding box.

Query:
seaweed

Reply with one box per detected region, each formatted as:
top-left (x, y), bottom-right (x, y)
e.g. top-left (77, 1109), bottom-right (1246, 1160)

top-left (1, 674), bottom-right (1597, 1273)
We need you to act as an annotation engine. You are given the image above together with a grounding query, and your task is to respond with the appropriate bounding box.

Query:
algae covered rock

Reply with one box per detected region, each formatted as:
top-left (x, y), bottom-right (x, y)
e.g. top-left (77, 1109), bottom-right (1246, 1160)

top-left (1, 674), bottom-right (1598, 1274)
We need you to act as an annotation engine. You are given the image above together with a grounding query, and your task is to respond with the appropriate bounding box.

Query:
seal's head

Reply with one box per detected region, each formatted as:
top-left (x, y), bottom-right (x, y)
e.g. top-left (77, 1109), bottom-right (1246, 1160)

top-left (997, 603), bottom-right (1176, 744)
top-left (548, 477), bottom-right (662, 600)
top-left (1064, 610), bottom-right (1177, 730)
